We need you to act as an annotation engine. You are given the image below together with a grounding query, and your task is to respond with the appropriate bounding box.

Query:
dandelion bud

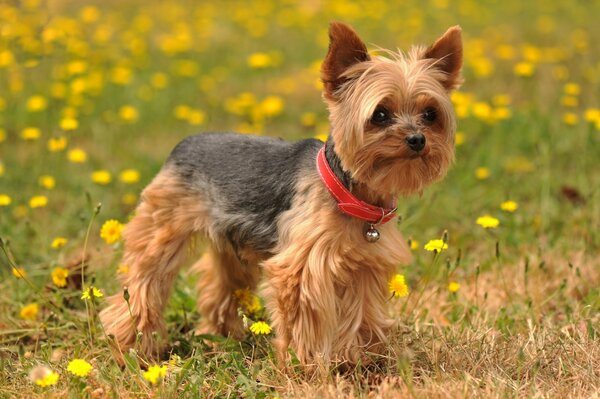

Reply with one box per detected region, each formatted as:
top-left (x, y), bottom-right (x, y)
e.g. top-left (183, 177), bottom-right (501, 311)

top-left (123, 286), bottom-right (130, 302)
top-left (442, 230), bottom-right (449, 244)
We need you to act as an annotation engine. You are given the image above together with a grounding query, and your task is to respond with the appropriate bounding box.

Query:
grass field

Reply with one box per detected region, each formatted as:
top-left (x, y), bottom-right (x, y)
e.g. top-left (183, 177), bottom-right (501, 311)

top-left (1, 0), bottom-right (599, 397)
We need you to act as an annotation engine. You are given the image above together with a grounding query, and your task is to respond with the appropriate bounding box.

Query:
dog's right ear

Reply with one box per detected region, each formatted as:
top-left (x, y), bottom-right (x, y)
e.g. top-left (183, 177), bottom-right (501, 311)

top-left (321, 22), bottom-right (370, 100)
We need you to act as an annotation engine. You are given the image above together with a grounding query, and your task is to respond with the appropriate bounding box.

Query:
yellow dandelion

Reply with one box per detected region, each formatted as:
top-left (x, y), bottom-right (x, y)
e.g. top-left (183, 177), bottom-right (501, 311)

top-left (117, 264), bottom-right (129, 274)
top-left (91, 170), bottom-right (112, 185)
top-left (48, 136), bottom-right (67, 152)
top-left (563, 82), bottom-right (580, 96)
top-left (0, 194), bottom-right (11, 206)
top-left (12, 267), bottom-right (26, 279)
top-left (187, 110), bottom-right (205, 126)
top-left (68, 148), bottom-right (87, 163)
top-left (119, 169), bottom-right (140, 184)
top-left (67, 359), bottom-right (93, 377)
top-left (475, 167), bottom-right (490, 180)
top-left (249, 321), bottom-right (272, 335)
top-left (448, 282), bottom-right (460, 293)
top-left (562, 112), bottom-right (578, 126)
top-left (20, 303), bottom-right (39, 320)
top-left (500, 200), bottom-right (518, 212)
top-left (100, 219), bottom-right (123, 244)
top-left (51, 267), bottom-right (69, 288)
top-left (247, 52), bottom-right (273, 69)
top-left (455, 131), bottom-right (465, 146)
top-left (0, 128), bottom-right (6, 142)
top-left (21, 127), bottom-right (41, 141)
top-left (424, 239), bottom-right (448, 253)
top-left (26, 95), bottom-right (47, 112)
top-left (514, 62), bottom-right (535, 77)
top-left (388, 274), bottom-right (409, 297)
top-left (121, 193), bottom-right (138, 205)
top-left (173, 104), bottom-right (191, 120)
top-left (29, 195), bottom-right (48, 208)
top-left (234, 288), bottom-right (262, 314)
top-left (260, 96), bottom-right (284, 117)
top-left (409, 239), bottom-right (419, 251)
top-left (143, 365), bottom-right (167, 385)
top-left (51, 237), bottom-right (68, 249)
top-left (30, 366), bottom-right (59, 387)
top-left (301, 112), bottom-right (317, 127)
top-left (118, 105), bottom-right (139, 122)
top-left (476, 215), bottom-right (500, 229)
top-left (39, 175), bottom-right (55, 190)
top-left (60, 117), bottom-right (79, 131)
top-left (81, 286), bottom-right (104, 300)
top-left (150, 73), bottom-right (169, 89)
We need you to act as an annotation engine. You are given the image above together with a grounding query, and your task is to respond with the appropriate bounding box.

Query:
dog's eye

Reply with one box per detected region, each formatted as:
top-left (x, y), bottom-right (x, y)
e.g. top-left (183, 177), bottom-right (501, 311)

top-left (422, 107), bottom-right (437, 124)
top-left (371, 106), bottom-right (392, 126)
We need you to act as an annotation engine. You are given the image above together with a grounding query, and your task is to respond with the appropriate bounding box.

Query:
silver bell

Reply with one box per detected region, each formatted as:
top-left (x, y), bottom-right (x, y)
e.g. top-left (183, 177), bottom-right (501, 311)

top-left (365, 225), bottom-right (380, 243)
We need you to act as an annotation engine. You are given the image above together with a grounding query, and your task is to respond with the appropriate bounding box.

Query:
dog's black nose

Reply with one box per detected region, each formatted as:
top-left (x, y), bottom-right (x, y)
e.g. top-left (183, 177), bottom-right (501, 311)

top-left (406, 133), bottom-right (426, 152)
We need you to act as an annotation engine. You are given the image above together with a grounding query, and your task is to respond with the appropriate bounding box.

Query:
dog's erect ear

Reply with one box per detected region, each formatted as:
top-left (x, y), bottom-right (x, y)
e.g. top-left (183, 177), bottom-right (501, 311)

top-left (423, 26), bottom-right (463, 90)
top-left (321, 22), bottom-right (370, 99)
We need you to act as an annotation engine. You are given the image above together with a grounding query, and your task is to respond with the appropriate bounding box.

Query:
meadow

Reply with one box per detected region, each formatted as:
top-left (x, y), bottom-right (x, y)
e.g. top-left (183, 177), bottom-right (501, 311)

top-left (0, 0), bottom-right (599, 397)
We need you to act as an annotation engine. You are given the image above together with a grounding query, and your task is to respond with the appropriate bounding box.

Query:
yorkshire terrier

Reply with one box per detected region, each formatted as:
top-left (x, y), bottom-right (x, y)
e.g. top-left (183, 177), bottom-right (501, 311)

top-left (100, 22), bottom-right (462, 366)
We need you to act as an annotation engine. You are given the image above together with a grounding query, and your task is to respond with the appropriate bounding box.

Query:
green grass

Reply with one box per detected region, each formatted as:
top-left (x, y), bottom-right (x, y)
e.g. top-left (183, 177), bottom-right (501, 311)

top-left (1, 0), bottom-right (599, 397)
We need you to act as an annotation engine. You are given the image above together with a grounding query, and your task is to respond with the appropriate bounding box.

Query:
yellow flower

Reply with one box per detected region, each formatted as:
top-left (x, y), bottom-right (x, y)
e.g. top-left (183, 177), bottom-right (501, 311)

top-left (455, 131), bottom-right (465, 146)
top-left (68, 148), bottom-right (87, 163)
top-left (21, 127), bottom-right (41, 141)
top-left (448, 282), bottom-right (460, 293)
top-left (117, 264), bottom-right (129, 274)
top-left (51, 237), bottom-right (68, 249)
top-left (259, 96), bottom-right (284, 117)
top-left (29, 195), bottom-right (48, 208)
top-left (410, 239), bottom-right (419, 251)
top-left (81, 286), bottom-right (104, 300)
top-left (563, 82), bottom-right (580, 96)
top-left (249, 321), bottom-right (272, 335)
top-left (26, 95), bottom-right (47, 112)
top-left (12, 267), bottom-right (26, 278)
top-left (562, 112), bottom-right (578, 126)
top-left (388, 274), bottom-right (409, 297)
top-left (173, 104), bottom-right (191, 120)
top-left (475, 167), bottom-right (490, 180)
top-left (60, 117), bottom-right (79, 131)
top-left (119, 105), bottom-right (139, 122)
top-left (30, 366), bottom-right (59, 387)
top-left (301, 112), bottom-right (317, 127)
top-left (234, 288), bottom-right (263, 314)
top-left (514, 62), bottom-right (535, 77)
top-left (247, 52), bottom-right (273, 68)
top-left (143, 365), bottom-right (167, 385)
top-left (424, 239), bottom-right (448, 253)
top-left (51, 267), bottom-right (69, 288)
top-left (20, 303), bottom-right (39, 320)
top-left (122, 193), bottom-right (138, 205)
top-left (187, 109), bottom-right (205, 126)
top-left (476, 215), bottom-right (500, 229)
top-left (67, 359), bottom-right (93, 377)
top-left (91, 170), bottom-right (112, 185)
top-left (150, 73), bottom-right (169, 89)
top-left (100, 219), bottom-right (123, 244)
top-left (48, 136), bottom-right (67, 152)
top-left (0, 194), bottom-right (11, 206)
top-left (0, 128), bottom-right (6, 142)
top-left (0, 162), bottom-right (4, 176)
top-left (119, 169), bottom-right (140, 184)
top-left (39, 175), bottom-right (55, 190)
top-left (500, 200), bottom-right (518, 212)
top-left (584, 108), bottom-right (600, 123)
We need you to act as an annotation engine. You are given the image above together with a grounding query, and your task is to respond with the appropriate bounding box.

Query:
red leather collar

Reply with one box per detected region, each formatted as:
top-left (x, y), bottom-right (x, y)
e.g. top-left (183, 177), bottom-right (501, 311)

top-left (316, 146), bottom-right (396, 224)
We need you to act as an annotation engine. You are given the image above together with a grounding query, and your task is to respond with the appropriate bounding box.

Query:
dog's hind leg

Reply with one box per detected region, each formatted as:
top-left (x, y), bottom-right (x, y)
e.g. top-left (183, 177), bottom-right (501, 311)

top-left (100, 167), bottom-right (208, 360)
top-left (193, 245), bottom-right (260, 338)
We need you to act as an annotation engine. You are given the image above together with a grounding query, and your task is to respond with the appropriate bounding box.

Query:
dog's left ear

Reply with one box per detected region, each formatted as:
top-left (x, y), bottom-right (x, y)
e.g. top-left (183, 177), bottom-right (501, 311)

top-left (321, 22), bottom-right (371, 100)
top-left (424, 26), bottom-right (463, 90)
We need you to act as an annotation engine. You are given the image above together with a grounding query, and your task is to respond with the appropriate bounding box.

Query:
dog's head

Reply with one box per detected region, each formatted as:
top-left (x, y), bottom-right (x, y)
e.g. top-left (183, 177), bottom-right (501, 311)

top-left (321, 22), bottom-right (463, 198)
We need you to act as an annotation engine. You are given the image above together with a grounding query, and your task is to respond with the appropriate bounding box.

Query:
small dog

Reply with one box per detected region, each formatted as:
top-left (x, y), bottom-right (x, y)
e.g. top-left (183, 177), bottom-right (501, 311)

top-left (100, 22), bottom-right (462, 366)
